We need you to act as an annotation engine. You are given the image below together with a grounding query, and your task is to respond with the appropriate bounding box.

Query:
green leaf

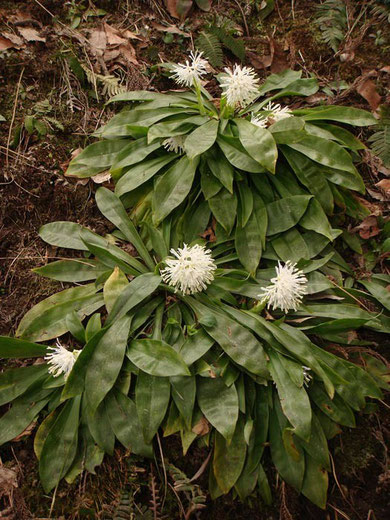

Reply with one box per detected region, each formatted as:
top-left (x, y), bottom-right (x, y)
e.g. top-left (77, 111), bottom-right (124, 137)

top-left (269, 116), bottom-right (306, 144)
top-left (0, 364), bottom-right (48, 406)
top-left (39, 221), bottom-right (91, 250)
top-left (33, 259), bottom-right (107, 282)
top-left (105, 390), bottom-right (153, 457)
top-left (85, 315), bottom-right (132, 414)
top-left (179, 329), bottom-right (214, 365)
top-left (282, 147), bottom-right (334, 214)
top-left (184, 119), bottom-right (219, 159)
top-left (0, 336), bottom-right (48, 358)
top-left (258, 69), bottom-right (302, 95)
top-left (206, 148), bottom-right (235, 193)
top-left (115, 155), bottom-right (176, 196)
top-left (106, 273), bottom-right (161, 325)
top-left (66, 139), bottom-right (130, 178)
top-left (235, 195), bottom-right (266, 274)
top-left (84, 400), bottom-right (115, 455)
top-left (62, 327), bottom-right (109, 400)
top-left (217, 135), bottom-right (264, 173)
top-left (16, 284), bottom-right (104, 342)
top-left (266, 195), bottom-right (312, 235)
top-left (127, 339), bottom-right (190, 376)
top-left (208, 188), bottom-right (237, 235)
top-left (300, 198), bottom-right (335, 241)
top-left (170, 375), bottom-right (196, 429)
top-left (95, 187), bottom-right (155, 270)
top-left (196, 31), bottom-right (223, 67)
top-left (301, 453), bottom-right (328, 509)
top-left (213, 415), bottom-right (247, 493)
top-left (66, 312), bottom-right (85, 344)
top-left (109, 138), bottom-right (161, 173)
top-left (153, 156), bottom-right (200, 224)
top-left (197, 377), bottom-right (238, 442)
top-left (359, 279), bottom-right (390, 311)
top-left (287, 136), bottom-right (359, 175)
top-left (235, 119), bottom-right (278, 173)
top-left (269, 395), bottom-right (305, 492)
top-left (293, 106), bottom-right (376, 126)
top-left (268, 350), bottom-right (312, 441)
top-left (191, 301), bottom-right (269, 377)
top-left (103, 267), bottom-right (129, 313)
top-left (136, 372), bottom-right (171, 442)
top-left (39, 396), bottom-right (81, 492)
top-left (102, 108), bottom-right (192, 138)
top-left (309, 384), bottom-right (355, 427)
top-left (271, 228), bottom-right (310, 263)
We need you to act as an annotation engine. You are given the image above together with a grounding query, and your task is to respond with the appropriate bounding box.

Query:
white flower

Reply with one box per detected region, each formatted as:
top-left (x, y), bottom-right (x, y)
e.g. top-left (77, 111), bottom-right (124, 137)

top-left (302, 366), bottom-right (312, 386)
top-left (162, 135), bottom-right (186, 154)
top-left (250, 113), bottom-right (268, 129)
top-left (259, 261), bottom-right (307, 313)
top-left (171, 50), bottom-right (208, 87)
top-left (161, 244), bottom-right (217, 295)
top-left (263, 101), bottom-right (292, 122)
top-left (220, 65), bottom-right (259, 107)
top-left (44, 340), bottom-right (81, 379)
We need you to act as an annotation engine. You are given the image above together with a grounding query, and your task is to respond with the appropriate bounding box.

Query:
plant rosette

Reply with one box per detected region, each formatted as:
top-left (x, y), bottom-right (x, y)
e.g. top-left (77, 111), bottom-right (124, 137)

top-left (0, 188), bottom-right (388, 507)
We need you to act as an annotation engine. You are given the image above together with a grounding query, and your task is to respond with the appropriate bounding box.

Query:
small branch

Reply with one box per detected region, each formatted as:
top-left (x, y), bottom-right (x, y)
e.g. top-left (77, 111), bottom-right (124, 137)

top-left (6, 68), bottom-right (24, 171)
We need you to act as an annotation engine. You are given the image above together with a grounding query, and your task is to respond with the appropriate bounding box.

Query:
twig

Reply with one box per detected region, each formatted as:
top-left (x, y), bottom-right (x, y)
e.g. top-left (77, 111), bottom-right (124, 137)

top-left (232, 0), bottom-right (250, 37)
top-left (6, 68), bottom-right (24, 171)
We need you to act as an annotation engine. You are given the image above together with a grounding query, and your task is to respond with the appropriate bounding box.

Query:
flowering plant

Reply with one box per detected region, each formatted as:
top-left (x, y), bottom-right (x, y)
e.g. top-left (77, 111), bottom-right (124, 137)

top-left (0, 188), bottom-right (388, 507)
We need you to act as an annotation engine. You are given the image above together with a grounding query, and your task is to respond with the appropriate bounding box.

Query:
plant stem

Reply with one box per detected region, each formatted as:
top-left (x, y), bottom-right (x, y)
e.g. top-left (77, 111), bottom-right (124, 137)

top-left (194, 82), bottom-right (206, 115)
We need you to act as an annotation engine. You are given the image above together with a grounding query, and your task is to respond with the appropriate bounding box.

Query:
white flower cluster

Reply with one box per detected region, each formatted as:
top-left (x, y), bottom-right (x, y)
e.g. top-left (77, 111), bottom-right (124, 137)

top-left (45, 340), bottom-right (81, 379)
top-left (163, 135), bottom-right (186, 154)
top-left (251, 101), bottom-right (292, 128)
top-left (161, 244), bottom-right (217, 295)
top-left (220, 64), bottom-right (260, 107)
top-left (171, 51), bottom-right (208, 88)
top-left (259, 261), bottom-right (307, 313)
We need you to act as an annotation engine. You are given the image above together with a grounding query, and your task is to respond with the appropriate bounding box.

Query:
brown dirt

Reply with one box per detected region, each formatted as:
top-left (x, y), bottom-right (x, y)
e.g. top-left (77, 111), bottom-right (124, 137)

top-left (0, 1), bottom-right (389, 518)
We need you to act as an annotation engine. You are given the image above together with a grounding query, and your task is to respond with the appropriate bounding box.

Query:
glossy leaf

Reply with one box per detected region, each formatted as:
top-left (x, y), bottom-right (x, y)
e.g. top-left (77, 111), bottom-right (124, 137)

top-left (136, 372), bottom-right (171, 442)
top-left (127, 339), bottom-right (190, 376)
top-left (184, 119), bottom-right (219, 158)
top-left (197, 377), bottom-right (238, 442)
top-left (235, 119), bottom-right (278, 173)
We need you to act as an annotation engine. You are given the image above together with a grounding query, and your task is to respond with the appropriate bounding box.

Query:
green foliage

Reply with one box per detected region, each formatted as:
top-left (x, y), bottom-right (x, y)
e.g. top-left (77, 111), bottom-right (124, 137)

top-left (196, 31), bottom-right (223, 67)
top-left (368, 108), bottom-right (390, 167)
top-left (0, 65), bottom-right (388, 512)
top-left (315, 0), bottom-right (348, 52)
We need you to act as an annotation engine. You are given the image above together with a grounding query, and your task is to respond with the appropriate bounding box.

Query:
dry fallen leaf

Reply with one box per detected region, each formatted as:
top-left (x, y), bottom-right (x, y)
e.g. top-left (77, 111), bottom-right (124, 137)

top-left (104, 23), bottom-right (127, 46)
top-left (358, 215), bottom-right (381, 239)
top-left (91, 171), bottom-right (111, 184)
top-left (356, 78), bottom-right (381, 111)
top-left (192, 416), bottom-right (210, 436)
top-left (376, 179), bottom-right (390, 197)
top-left (0, 465), bottom-right (18, 499)
top-left (89, 27), bottom-right (107, 56)
top-left (0, 35), bottom-right (16, 50)
top-left (12, 421), bottom-right (37, 442)
top-left (0, 31), bottom-right (24, 49)
top-left (17, 26), bottom-right (46, 42)
top-left (165, 0), bottom-right (192, 20)
top-left (152, 22), bottom-right (190, 37)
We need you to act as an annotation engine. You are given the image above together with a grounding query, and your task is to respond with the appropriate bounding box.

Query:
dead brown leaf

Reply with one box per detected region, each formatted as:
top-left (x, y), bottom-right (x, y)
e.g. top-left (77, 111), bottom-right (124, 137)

top-left (0, 35), bottom-right (16, 50)
top-left (376, 179), bottom-right (390, 197)
top-left (165, 0), bottom-right (192, 20)
top-left (17, 26), bottom-right (45, 42)
top-left (0, 465), bottom-right (18, 499)
top-left (192, 416), bottom-right (210, 436)
top-left (89, 27), bottom-right (107, 56)
top-left (104, 23), bottom-right (127, 46)
top-left (118, 43), bottom-right (138, 65)
top-left (356, 78), bottom-right (381, 111)
top-left (0, 31), bottom-right (24, 49)
top-left (358, 215), bottom-right (381, 239)
top-left (91, 171), bottom-right (111, 184)
top-left (152, 22), bottom-right (190, 37)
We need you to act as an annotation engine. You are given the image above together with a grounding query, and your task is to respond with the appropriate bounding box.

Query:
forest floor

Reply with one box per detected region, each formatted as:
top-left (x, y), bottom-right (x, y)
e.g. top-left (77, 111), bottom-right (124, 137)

top-left (0, 1), bottom-right (390, 519)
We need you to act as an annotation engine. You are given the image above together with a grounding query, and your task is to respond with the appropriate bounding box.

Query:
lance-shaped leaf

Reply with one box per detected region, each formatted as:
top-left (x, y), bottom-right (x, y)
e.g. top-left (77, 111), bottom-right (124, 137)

top-left (197, 377), bottom-right (239, 443)
top-left (0, 336), bottom-right (48, 358)
top-left (128, 339), bottom-right (190, 377)
top-left (85, 315), bottom-right (132, 414)
top-left (39, 396), bottom-right (81, 492)
top-left (184, 119), bottom-right (219, 159)
top-left (235, 118), bottom-right (278, 173)
top-left (16, 284), bottom-right (104, 342)
top-left (135, 371), bottom-right (171, 443)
